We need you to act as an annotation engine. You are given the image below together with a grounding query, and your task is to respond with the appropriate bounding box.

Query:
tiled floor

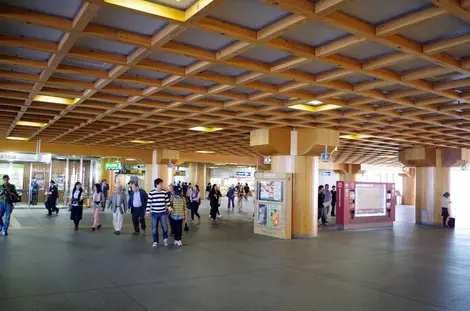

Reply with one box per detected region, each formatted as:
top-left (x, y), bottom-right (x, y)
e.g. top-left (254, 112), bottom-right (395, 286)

top-left (1, 201), bottom-right (469, 311)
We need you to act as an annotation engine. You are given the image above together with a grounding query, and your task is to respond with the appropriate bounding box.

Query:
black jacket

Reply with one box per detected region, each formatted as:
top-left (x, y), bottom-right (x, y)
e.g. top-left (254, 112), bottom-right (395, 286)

top-left (318, 193), bottom-right (325, 209)
top-left (49, 185), bottom-right (58, 200)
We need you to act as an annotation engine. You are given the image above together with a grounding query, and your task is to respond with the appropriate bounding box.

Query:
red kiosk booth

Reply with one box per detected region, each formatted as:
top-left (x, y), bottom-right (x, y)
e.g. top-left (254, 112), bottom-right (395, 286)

top-left (336, 181), bottom-right (396, 229)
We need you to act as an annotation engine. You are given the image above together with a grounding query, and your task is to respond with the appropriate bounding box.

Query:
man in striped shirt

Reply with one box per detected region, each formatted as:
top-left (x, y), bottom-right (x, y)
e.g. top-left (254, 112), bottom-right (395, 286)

top-left (146, 178), bottom-right (171, 247)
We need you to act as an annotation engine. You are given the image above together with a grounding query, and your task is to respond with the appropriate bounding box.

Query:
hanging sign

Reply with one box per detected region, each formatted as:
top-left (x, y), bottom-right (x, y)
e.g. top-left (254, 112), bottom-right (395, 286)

top-left (236, 172), bottom-right (252, 177)
top-left (0, 152), bottom-right (51, 163)
top-left (105, 162), bottom-right (122, 170)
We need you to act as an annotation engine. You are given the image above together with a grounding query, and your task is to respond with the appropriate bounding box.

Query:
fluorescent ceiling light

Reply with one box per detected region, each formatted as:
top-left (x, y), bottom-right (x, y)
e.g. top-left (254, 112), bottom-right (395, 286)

top-left (131, 140), bottom-right (154, 144)
top-left (104, 0), bottom-right (185, 21)
top-left (196, 151), bottom-right (215, 154)
top-left (33, 95), bottom-right (79, 105)
top-left (378, 155), bottom-right (397, 158)
top-left (16, 121), bottom-right (47, 127)
top-left (126, 158), bottom-right (136, 161)
top-left (189, 126), bottom-right (223, 132)
top-left (6, 136), bottom-right (29, 141)
top-left (339, 134), bottom-right (373, 139)
top-left (289, 104), bottom-right (341, 112)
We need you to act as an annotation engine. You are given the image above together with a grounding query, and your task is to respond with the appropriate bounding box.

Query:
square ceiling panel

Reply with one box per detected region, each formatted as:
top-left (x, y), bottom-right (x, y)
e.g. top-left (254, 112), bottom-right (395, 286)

top-left (444, 42), bottom-right (470, 60)
top-left (282, 21), bottom-right (348, 48)
top-left (126, 67), bottom-right (169, 80)
top-left (295, 60), bottom-right (337, 75)
top-left (62, 56), bottom-right (115, 71)
top-left (339, 42), bottom-right (396, 62)
top-left (339, 0), bottom-right (432, 25)
top-left (53, 72), bottom-right (97, 82)
top-left (173, 28), bottom-right (236, 52)
top-left (241, 46), bottom-right (291, 64)
top-left (339, 73), bottom-right (375, 85)
top-left (147, 50), bottom-right (198, 67)
top-left (148, 0), bottom-right (197, 10)
top-left (91, 6), bottom-right (168, 36)
top-left (207, 64), bottom-right (248, 77)
top-left (74, 36), bottom-right (136, 56)
top-left (231, 87), bottom-right (258, 95)
top-left (258, 75), bottom-right (292, 86)
top-left (303, 85), bottom-right (332, 95)
top-left (0, 20), bottom-right (63, 42)
top-left (386, 58), bottom-right (435, 74)
top-left (110, 81), bottom-right (146, 90)
top-left (181, 78), bottom-right (216, 88)
top-left (0, 64), bottom-right (42, 74)
top-left (0, 46), bottom-right (52, 61)
top-left (400, 15), bottom-right (470, 44)
top-left (208, 0), bottom-right (290, 31)
top-left (0, 0), bottom-right (83, 19)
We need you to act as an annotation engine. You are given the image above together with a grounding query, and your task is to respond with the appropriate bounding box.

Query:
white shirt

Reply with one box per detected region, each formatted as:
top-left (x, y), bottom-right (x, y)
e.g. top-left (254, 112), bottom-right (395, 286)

top-left (442, 197), bottom-right (450, 208)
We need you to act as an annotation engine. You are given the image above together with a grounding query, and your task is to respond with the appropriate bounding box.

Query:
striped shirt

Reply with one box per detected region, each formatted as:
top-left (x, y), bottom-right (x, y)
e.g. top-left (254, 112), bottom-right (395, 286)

top-left (170, 195), bottom-right (186, 217)
top-left (146, 188), bottom-right (170, 213)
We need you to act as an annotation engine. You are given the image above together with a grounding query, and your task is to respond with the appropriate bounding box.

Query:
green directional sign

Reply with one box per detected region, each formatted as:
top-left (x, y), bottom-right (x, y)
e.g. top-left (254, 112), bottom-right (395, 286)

top-left (105, 162), bottom-right (121, 170)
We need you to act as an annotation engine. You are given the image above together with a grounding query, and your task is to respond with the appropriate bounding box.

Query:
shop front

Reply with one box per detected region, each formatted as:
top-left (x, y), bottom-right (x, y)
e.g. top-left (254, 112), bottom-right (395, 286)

top-left (209, 166), bottom-right (256, 194)
top-left (0, 151), bottom-right (102, 208)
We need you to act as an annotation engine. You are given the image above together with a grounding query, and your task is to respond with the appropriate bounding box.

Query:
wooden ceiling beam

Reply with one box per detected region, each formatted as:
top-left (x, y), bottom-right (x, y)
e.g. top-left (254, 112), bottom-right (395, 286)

top-left (428, 0), bottom-right (470, 23)
top-left (376, 7), bottom-right (447, 37)
top-left (424, 33), bottom-right (470, 54)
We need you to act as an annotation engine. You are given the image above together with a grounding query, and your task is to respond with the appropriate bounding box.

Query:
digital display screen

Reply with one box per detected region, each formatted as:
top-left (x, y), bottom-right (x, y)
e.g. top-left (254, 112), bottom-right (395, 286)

top-left (258, 180), bottom-right (283, 202)
top-left (355, 184), bottom-right (386, 217)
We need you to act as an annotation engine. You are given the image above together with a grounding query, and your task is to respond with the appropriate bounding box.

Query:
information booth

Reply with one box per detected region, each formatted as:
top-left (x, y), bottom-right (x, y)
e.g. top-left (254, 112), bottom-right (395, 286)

top-left (253, 172), bottom-right (293, 239)
top-left (336, 181), bottom-right (396, 229)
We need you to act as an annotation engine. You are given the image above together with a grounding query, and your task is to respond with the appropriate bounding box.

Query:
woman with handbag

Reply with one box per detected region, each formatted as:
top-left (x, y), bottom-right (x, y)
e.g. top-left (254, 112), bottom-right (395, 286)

top-left (70, 182), bottom-right (84, 231)
top-left (91, 183), bottom-right (104, 232)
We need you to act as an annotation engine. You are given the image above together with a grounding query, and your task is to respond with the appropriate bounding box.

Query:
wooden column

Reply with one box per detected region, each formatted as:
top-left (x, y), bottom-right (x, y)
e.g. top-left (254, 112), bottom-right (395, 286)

top-left (402, 174), bottom-right (416, 205)
top-left (196, 164), bottom-right (205, 188)
top-left (272, 155), bottom-right (319, 238)
top-left (188, 163), bottom-right (197, 184)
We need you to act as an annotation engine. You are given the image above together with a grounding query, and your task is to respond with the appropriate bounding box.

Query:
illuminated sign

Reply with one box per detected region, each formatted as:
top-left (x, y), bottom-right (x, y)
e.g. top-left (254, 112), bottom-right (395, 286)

top-left (105, 162), bottom-right (122, 170)
top-left (0, 152), bottom-right (51, 163)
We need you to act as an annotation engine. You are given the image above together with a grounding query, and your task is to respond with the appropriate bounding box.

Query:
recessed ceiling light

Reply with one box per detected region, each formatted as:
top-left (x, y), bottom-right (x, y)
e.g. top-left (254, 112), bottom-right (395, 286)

top-left (34, 95), bottom-right (79, 105)
top-left (307, 100), bottom-right (323, 106)
top-left (16, 121), bottom-right (48, 127)
top-left (131, 140), bottom-right (154, 144)
top-left (378, 155), bottom-right (396, 158)
top-left (289, 104), bottom-right (341, 112)
top-left (196, 151), bottom-right (215, 154)
top-left (189, 127), bottom-right (223, 132)
top-left (104, 0), bottom-right (185, 21)
top-left (339, 134), bottom-right (373, 139)
top-left (7, 136), bottom-right (29, 141)
top-left (126, 158), bottom-right (136, 161)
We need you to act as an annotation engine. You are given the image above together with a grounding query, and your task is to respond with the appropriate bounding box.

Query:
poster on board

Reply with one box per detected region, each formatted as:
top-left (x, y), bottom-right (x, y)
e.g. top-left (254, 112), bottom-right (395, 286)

top-left (33, 173), bottom-right (46, 190)
top-left (267, 205), bottom-right (281, 229)
top-left (52, 173), bottom-right (65, 191)
top-left (257, 204), bottom-right (267, 226)
top-left (258, 180), bottom-right (283, 202)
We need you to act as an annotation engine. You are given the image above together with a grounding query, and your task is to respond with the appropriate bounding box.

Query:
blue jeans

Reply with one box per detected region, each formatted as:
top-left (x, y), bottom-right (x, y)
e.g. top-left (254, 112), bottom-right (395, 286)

top-left (0, 202), bottom-right (13, 233)
top-left (228, 197), bottom-right (234, 209)
top-left (151, 212), bottom-right (168, 243)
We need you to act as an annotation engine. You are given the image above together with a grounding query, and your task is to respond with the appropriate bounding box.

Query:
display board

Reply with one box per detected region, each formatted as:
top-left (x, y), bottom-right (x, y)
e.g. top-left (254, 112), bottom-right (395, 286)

top-left (52, 173), bottom-right (65, 191)
top-left (0, 163), bottom-right (24, 189)
top-left (258, 180), bottom-right (283, 202)
top-left (336, 181), bottom-right (396, 229)
top-left (254, 172), bottom-right (292, 239)
top-left (355, 183), bottom-right (386, 217)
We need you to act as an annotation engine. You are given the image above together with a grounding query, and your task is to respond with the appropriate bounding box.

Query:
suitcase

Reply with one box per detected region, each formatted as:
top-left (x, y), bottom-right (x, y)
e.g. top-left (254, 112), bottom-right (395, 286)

top-left (446, 217), bottom-right (455, 228)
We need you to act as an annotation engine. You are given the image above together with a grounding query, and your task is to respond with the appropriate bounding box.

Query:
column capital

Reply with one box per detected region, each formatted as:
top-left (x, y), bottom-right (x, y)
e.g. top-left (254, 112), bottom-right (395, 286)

top-left (399, 147), bottom-right (470, 167)
top-left (250, 127), bottom-right (339, 156)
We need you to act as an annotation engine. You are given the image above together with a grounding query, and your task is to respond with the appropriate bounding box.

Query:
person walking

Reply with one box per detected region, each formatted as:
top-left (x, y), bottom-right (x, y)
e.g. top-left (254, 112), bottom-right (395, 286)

top-left (442, 192), bottom-right (452, 227)
top-left (167, 183), bottom-right (175, 238)
top-left (209, 184), bottom-right (222, 222)
top-left (323, 184), bottom-right (331, 223)
top-left (30, 179), bottom-right (39, 206)
top-left (69, 182), bottom-right (84, 231)
top-left (169, 187), bottom-right (186, 247)
top-left (227, 184), bottom-right (235, 211)
top-left (107, 184), bottom-right (128, 235)
top-left (205, 183), bottom-right (211, 199)
top-left (129, 183), bottom-right (148, 236)
top-left (190, 184), bottom-right (201, 223)
top-left (244, 183), bottom-right (250, 201)
top-left (146, 178), bottom-right (170, 247)
top-left (331, 185), bottom-right (337, 217)
top-left (0, 175), bottom-right (20, 236)
top-left (318, 185), bottom-right (326, 225)
top-left (237, 186), bottom-right (244, 211)
top-left (91, 183), bottom-right (104, 232)
top-left (101, 179), bottom-right (109, 211)
top-left (46, 180), bottom-right (59, 216)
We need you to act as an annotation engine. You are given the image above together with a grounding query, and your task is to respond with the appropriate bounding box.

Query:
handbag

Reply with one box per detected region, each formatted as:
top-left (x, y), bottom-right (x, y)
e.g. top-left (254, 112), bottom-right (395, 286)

top-left (68, 204), bottom-right (73, 212)
top-left (184, 222), bottom-right (189, 233)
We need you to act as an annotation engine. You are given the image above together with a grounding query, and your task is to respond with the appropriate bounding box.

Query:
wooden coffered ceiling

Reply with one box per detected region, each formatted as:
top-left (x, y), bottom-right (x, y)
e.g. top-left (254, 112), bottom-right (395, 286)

top-left (0, 0), bottom-right (469, 166)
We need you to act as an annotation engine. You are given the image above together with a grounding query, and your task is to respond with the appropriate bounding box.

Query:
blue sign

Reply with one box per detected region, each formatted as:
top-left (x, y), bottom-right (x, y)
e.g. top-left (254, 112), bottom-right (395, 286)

top-left (236, 172), bottom-right (252, 177)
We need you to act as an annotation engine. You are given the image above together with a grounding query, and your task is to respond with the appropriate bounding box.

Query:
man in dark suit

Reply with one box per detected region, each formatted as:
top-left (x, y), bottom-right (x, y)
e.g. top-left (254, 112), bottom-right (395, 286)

top-left (46, 180), bottom-right (59, 216)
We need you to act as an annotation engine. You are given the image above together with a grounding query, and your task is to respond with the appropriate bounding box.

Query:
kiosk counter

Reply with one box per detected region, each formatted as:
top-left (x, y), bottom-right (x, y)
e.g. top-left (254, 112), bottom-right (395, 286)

top-left (336, 181), bottom-right (396, 229)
